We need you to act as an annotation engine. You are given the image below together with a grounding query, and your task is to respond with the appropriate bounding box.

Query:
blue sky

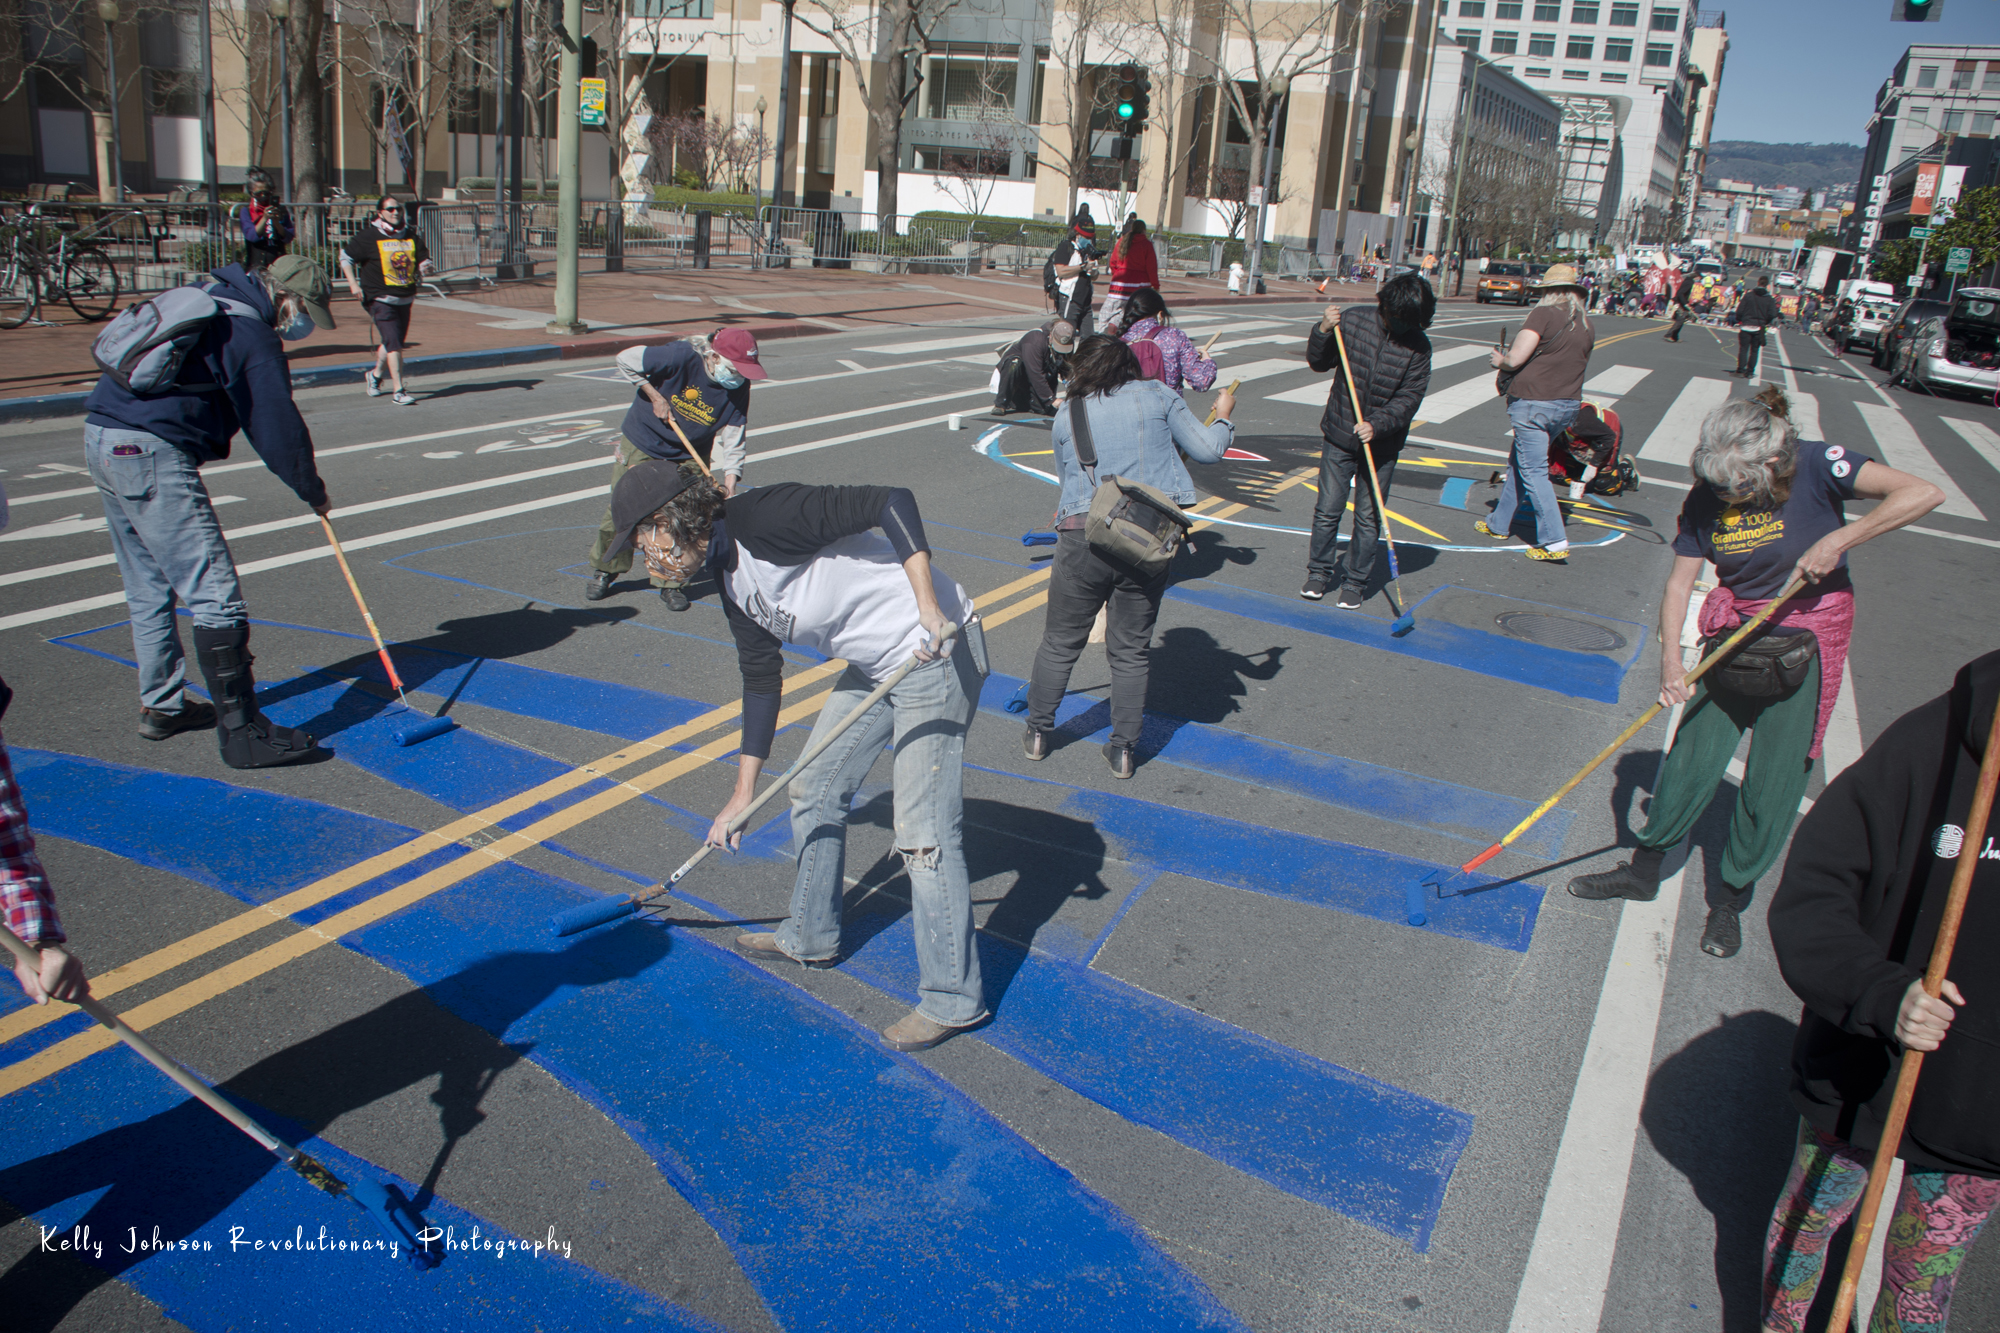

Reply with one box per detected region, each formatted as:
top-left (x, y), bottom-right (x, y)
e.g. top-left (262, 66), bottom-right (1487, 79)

top-left (1707, 0), bottom-right (1998, 145)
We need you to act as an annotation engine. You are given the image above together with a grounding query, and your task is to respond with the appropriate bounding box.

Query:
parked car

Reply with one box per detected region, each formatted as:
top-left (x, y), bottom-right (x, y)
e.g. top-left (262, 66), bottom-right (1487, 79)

top-left (1774, 271), bottom-right (1802, 290)
top-left (1873, 297), bottom-right (1953, 370)
top-left (1477, 261), bottom-right (1532, 304)
top-left (1890, 287), bottom-right (2000, 399)
top-left (1842, 292), bottom-right (1902, 353)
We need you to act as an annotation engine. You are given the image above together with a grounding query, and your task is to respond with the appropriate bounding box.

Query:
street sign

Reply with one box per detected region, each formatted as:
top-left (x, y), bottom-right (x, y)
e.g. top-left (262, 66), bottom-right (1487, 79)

top-left (1947, 247), bottom-right (1973, 273)
top-left (580, 78), bottom-right (607, 127)
top-left (1909, 227), bottom-right (1931, 239)
top-left (1247, 187), bottom-right (1265, 209)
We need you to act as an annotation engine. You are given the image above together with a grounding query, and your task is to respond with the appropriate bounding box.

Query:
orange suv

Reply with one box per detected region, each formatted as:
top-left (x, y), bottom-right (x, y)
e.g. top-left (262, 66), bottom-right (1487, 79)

top-left (1478, 262), bottom-right (1531, 305)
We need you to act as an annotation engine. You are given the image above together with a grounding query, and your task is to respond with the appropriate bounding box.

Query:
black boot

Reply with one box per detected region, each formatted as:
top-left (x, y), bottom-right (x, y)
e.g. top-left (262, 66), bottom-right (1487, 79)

top-left (1568, 846), bottom-right (1667, 902)
top-left (191, 626), bottom-right (322, 769)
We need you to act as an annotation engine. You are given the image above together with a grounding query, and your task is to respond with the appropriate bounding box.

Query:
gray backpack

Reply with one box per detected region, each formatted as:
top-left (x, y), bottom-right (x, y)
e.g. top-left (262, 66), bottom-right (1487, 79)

top-left (91, 287), bottom-right (262, 394)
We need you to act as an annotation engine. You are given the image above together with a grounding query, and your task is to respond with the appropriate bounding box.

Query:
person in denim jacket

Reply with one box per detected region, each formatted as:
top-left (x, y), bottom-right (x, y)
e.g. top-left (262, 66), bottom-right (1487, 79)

top-left (1022, 336), bottom-right (1235, 779)
top-left (1116, 289), bottom-right (1218, 393)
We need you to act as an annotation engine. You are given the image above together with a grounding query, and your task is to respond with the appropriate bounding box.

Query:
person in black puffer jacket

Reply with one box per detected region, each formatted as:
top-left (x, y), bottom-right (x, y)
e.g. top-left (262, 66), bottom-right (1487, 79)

top-left (1736, 275), bottom-right (1780, 377)
top-left (1759, 650), bottom-right (2000, 1332)
top-left (1300, 273), bottom-right (1435, 607)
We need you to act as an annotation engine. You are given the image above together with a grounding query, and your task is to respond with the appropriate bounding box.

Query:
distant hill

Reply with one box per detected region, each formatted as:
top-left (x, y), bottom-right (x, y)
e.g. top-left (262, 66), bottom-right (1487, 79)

top-left (1702, 141), bottom-right (1865, 193)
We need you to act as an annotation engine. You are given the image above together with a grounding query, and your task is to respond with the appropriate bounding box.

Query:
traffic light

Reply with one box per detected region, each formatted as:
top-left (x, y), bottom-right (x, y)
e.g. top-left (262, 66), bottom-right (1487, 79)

top-left (1131, 69), bottom-right (1152, 133)
top-left (1114, 65), bottom-right (1139, 129)
top-left (1890, 0), bottom-right (1944, 19)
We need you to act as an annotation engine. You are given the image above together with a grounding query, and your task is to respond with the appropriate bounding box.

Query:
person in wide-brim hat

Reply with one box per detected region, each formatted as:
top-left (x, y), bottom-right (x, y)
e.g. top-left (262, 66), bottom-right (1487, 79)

top-left (1537, 262), bottom-right (1587, 293)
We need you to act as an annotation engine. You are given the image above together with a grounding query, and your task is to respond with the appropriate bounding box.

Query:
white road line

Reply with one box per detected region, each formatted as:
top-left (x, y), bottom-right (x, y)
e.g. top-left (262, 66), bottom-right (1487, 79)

top-left (1508, 859), bottom-right (1689, 1333)
top-left (1791, 391), bottom-right (1823, 445)
top-left (0, 486), bottom-right (606, 635)
top-left (1906, 525), bottom-right (2000, 549)
top-left (1582, 365), bottom-right (1652, 396)
top-left (853, 331), bottom-right (1049, 355)
top-left (7, 485), bottom-right (99, 508)
top-left (1407, 434), bottom-right (1509, 459)
top-left (1824, 660), bottom-right (1864, 783)
top-left (1636, 378), bottom-right (1732, 466)
top-left (1941, 417), bottom-right (2000, 477)
top-left (1432, 344), bottom-right (1495, 371)
top-left (1208, 334), bottom-right (1298, 354)
top-left (1853, 402), bottom-right (1985, 521)
top-left (1412, 367), bottom-right (1508, 424)
top-left (1229, 358), bottom-right (1313, 385)
top-left (1771, 328), bottom-right (1801, 397)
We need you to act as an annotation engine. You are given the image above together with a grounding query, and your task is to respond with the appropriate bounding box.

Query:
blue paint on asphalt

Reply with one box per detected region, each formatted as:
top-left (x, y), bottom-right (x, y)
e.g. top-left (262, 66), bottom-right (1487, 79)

top-left (1165, 579), bottom-right (1633, 703)
top-left (840, 917), bottom-right (1474, 1251)
top-left (1440, 476), bottom-right (1475, 510)
top-left (976, 672), bottom-right (1572, 858)
top-left (0, 1052), bottom-right (724, 1330)
top-left (7, 753), bottom-right (1248, 1331)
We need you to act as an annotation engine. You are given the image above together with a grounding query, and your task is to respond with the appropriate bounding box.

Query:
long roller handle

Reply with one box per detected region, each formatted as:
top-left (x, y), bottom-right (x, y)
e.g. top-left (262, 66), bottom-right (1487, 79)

top-left (552, 625), bottom-right (960, 936)
top-left (1826, 687), bottom-right (2000, 1329)
top-left (1451, 576), bottom-right (1811, 877)
top-left (1333, 323), bottom-right (1405, 600)
top-left (1198, 330), bottom-right (1222, 359)
top-left (661, 402), bottom-right (715, 479)
top-left (1204, 378), bottom-right (1241, 428)
top-left (320, 514), bottom-right (410, 708)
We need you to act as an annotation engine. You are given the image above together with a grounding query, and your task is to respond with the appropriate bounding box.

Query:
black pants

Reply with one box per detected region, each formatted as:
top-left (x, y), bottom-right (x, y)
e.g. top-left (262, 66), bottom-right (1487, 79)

top-left (1307, 444), bottom-right (1396, 594)
top-left (1737, 328), bottom-right (1766, 376)
top-left (1666, 304), bottom-right (1689, 340)
top-left (1026, 529), bottom-right (1168, 750)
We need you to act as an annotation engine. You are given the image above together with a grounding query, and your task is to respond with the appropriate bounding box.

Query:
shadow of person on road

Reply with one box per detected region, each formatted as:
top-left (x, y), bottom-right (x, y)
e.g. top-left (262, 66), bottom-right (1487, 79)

top-left (1142, 627), bottom-right (1286, 727)
top-left (0, 930), bottom-right (669, 1332)
top-left (1640, 1009), bottom-right (1800, 1332)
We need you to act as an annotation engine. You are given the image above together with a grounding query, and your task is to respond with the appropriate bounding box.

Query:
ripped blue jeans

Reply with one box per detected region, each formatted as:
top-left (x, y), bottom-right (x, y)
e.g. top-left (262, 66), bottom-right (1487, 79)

top-left (779, 645), bottom-right (986, 1026)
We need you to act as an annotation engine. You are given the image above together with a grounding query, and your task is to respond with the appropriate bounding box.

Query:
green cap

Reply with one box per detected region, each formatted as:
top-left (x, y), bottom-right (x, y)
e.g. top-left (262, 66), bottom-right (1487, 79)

top-left (266, 254), bottom-right (336, 330)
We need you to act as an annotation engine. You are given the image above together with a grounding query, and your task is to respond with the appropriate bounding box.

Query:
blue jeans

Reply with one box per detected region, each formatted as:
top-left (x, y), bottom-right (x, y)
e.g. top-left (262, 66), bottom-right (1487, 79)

top-left (1493, 398), bottom-right (1579, 549)
top-left (780, 646), bottom-right (986, 1026)
top-left (84, 424), bottom-right (247, 711)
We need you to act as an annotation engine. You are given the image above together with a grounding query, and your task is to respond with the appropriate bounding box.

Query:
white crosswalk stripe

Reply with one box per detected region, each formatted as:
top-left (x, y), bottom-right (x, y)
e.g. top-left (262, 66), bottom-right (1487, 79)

top-left (1412, 367), bottom-right (1507, 424)
top-left (1265, 343), bottom-right (1489, 406)
top-left (1853, 402), bottom-right (1985, 521)
top-left (1582, 365), bottom-right (1651, 396)
top-left (1790, 391), bottom-right (1823, 444)
top-left (1636, 378), bottom-right (1732, 466)
top-left (1941, 417), bottom-right (2000, 477)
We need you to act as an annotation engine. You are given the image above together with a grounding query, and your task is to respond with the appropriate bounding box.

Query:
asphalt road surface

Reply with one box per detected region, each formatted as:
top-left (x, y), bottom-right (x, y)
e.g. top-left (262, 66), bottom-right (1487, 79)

top-left (0, 301), bottom-right (1996, 1333)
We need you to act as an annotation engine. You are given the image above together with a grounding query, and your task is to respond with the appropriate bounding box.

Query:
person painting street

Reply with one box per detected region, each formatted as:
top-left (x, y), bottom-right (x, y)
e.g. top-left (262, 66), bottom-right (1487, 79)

top-left (1300, 273), bottom-right (1436, 607)
top-left (599, 461), bottom-right (989, 1052)
top-left (1568, 390), bottom-right (1943, 957)
top-left (1736, 275), bottom-right (1780, 379)
top-left (583, 330), bottom-right (763, 611)
top-left (340, 195), bottom-right (434, 406)
top-left (1099, 217), bottom-right (1158, 330)
top-left (1479, 263), bottom-right (1595, 563)
top-left (82, 256), bottom-right (336, 769)
top-left (1759, 649), bottom-right (2000, 1333)
top-left (1114, 290), bottom-right (1218, 393)
top-left (1022, 335), bottom-right (1234, 779)
top-left (993, 319), bottom-right (1076, 416)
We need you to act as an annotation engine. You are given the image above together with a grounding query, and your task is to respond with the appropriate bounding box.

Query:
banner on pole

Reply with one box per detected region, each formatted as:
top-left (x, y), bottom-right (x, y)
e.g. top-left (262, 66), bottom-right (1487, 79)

top-left (580, 78), bottom-right (607, 127)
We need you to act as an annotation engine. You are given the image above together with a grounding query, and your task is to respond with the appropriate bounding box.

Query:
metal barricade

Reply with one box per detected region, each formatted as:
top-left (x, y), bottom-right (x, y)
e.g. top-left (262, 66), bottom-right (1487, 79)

top-left (756, 207), bottom-right (974, 274)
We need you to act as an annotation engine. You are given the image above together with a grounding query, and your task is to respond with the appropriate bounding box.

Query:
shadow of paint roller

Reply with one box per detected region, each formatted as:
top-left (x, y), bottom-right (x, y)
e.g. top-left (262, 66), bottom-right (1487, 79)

top-left (319, 514), bottom-right (459, 747)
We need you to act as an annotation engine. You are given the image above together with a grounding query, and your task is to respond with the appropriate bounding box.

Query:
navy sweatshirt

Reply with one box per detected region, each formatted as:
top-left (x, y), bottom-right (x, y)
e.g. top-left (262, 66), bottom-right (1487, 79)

top-left (83, 265), bottom-right (328, 509)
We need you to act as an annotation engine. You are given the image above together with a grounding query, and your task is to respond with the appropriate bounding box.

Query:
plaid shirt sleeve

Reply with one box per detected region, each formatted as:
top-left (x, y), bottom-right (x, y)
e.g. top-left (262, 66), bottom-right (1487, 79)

top-left (0, 734), bottom-right (63, 947)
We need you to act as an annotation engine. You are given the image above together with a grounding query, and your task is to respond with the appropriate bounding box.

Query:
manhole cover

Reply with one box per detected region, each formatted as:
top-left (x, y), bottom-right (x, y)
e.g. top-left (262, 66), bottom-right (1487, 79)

top-left (1494, 612), bottom-right (1627, 654)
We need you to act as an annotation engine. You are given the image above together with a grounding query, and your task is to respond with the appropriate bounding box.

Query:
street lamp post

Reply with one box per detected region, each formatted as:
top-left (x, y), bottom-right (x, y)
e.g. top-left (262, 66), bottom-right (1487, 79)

top-left (97, 0), bottom-right (124, 203)
top-left (765, 0), bottom-right (797, 268)
top-left (755, 96), bottom-right (768, 213)
top-left (1244, 72), bottom-right (1289, 297)
top-left (491, 0), bottom-right (509, 196)
top-left (197, 0), bottom-right (219, 249)
top-left (268, 0), bottom-right (293, 203)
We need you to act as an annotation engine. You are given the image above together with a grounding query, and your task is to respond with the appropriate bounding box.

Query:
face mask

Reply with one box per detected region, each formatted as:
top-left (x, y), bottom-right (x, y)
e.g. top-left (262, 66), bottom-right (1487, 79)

top-left (278, 308), bottom-right (315, 341)
top-left (710, 362), bottom-right (746, 389)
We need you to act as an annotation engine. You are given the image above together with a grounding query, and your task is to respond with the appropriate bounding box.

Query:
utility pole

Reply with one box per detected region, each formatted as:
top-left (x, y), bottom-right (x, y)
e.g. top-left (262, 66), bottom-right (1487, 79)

top-left (1243, 73), bottom-right (1289, 296)
top-left (548, 0), bottom-right (584, 332)
top-left (97, 0), bottom-right (125, 203)
top-left (198, 0), bottom-right (219, 248)
top-left (765, 0), bottom-right (797, 266)
top-left (270, 0), bottom-right (293, 203)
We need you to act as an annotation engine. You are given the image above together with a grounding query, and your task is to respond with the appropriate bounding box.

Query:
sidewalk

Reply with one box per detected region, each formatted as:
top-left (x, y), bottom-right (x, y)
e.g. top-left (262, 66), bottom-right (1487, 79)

top-left (0, 264), bottom-right (1466, 421)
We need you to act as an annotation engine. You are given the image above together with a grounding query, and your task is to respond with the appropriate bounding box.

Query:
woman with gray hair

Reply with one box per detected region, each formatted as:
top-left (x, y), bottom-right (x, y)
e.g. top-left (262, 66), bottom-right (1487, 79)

top-left (1480, 265), bottom-right (1594, 561)
top-left (1568, 388), bottom-right (1942, 957)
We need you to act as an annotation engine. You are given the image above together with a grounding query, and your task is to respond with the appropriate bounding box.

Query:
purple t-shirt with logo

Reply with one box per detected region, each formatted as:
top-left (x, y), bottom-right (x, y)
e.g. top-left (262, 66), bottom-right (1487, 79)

top-left (1673, 440), bottom-right (1873, 599)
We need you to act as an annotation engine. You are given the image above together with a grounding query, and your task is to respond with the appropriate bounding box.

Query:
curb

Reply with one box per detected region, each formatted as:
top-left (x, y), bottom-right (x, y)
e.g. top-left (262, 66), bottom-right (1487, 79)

top-left (0, 319), bottom-right (825, 426)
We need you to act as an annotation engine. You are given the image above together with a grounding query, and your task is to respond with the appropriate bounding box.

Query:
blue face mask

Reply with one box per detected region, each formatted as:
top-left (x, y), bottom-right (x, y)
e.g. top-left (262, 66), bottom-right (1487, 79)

top-left (278, 308), bottom-right (315, 342)
top-left (710, 362), bottom-right (746, 390)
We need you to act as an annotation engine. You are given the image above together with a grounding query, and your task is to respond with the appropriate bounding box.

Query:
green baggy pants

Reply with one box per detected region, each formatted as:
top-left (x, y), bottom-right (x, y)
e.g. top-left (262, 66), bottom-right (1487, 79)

top-left (1635, 656), bottom-right (1820, 899)
top-left (586, 436), bottom-right (700, 588)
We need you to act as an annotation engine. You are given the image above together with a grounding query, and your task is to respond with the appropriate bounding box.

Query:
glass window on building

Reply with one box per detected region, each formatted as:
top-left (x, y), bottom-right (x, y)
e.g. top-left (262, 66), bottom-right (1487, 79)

top-left (1604, 39), bottom-right (1632, 60)
top-left (1459, 1), bottom-right (1485, 14)
top-left (1491, 30), bottom-right (1519, 53)
top-left (1525, 66), bottom-right (1552, 76)
top-left (1644, 42), bottom-right (1673, 67)
top-left (1496, 1), bottom-right (1522, 15)
top-left (1572, 3), bottom-right (1599, 21)
top-left (1529, 32), bottom-right (1556, 56)
top-left (1563, 69), bottom-right (1589, 80)
top-left (1030, 48), bottom-right (1047, 123)
top-left (1609, 1), bottom-right (1638, 23)
top-left (1458, 29), bottom-right (1481, 51)
top-left (1915, 66), bottom-right (1937, 88)
top-left (1567, 36), bottom-right (1594, 58)
top-left (1534, 2), bottom-right (1560, 19)
top-left (1943, 110), bottom-right (1964, 133)
top-left (1972, 111), bottom-right (1996, 137)
top-left (1950, 61), bottom-right (1973, 89)
top-left (1984, 64), bottom-right (2000, 91)
top-left (923, 45), bottom-right (1018, 122)
top-left (1600, 71), bottom-right (1627, 82)
top-left (629, 0), bottom-right (713, 15)
top-left (1650, 6), bottom-right (1678, 30)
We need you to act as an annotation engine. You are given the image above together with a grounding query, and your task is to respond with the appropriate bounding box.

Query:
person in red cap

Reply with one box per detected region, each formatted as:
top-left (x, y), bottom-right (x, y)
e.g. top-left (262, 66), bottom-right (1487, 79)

top-left (584, 329), bottom-right (766, 611)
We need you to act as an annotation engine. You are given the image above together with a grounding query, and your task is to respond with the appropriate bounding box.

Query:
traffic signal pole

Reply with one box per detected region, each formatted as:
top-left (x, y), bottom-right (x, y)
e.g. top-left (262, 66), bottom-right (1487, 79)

top-left (548, 0), bottom-right (584, 333)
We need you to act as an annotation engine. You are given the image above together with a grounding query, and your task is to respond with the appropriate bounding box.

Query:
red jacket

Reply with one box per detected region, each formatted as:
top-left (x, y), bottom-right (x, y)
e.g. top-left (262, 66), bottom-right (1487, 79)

top-left (1108, 235), bottom-right (1158, 295)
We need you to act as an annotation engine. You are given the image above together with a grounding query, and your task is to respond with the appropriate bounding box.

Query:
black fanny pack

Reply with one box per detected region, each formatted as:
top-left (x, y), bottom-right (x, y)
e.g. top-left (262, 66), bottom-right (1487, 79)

top-left (1703, 626), bottom-right (1819, 698)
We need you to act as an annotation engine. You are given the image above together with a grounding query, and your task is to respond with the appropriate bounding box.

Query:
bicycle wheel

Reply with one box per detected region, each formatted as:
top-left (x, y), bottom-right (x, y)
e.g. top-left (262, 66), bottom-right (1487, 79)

top-left (0, 262), bottom-right (35, 330)
top-left (63, 248), bottom-right (120, 321)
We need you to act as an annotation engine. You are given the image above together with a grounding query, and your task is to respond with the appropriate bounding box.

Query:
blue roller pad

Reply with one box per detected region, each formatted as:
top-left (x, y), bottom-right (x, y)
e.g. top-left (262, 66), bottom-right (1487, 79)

top-left (1022, 531), bottom-right (1059, 546)
top-left (552, 896), bottom-right (641, 936)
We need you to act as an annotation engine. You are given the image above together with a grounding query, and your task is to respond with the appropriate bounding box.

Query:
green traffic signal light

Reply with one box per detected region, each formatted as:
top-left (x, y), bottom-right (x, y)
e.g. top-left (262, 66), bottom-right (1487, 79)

top-left (1117, 101), bottom-right (1136, 119)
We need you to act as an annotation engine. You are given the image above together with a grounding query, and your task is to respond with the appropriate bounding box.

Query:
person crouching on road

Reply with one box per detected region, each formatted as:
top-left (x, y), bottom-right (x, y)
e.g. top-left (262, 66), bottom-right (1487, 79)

top-left (1300, 273), bottom-right (1436, 608)
top-left (82, 256), bottom-right (335, 769)
top-left (1568, 390), bottom-right (1942, 958)
top-left (340, 195), bottom-right (433, 406)
top-left (601, 462), bottom-right (990, 1052)
top-left (584, 330), bottom-right (763, 612)
top-left (1021, 335), bottom-right (1235, 780)
top-left (994, 319), bottom-right (1076, 416)
top-left (1758, 649), bottom-right (2000, 1333)
top-left (1479, 264), bottom-right (1595, 563)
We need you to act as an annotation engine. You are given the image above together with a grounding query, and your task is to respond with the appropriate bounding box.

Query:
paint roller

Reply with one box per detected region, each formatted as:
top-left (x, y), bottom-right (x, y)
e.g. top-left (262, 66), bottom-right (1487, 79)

top-left (319, 515), bottom-right (458, 746)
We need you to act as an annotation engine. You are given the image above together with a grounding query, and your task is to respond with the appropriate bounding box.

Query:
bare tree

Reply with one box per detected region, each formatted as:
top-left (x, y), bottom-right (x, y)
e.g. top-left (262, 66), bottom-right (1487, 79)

top-left (208, 0), bottom-right (283, 173)
top-left (330, 0), bottom-right (489, 193)
top-left (600, 0), bottom-right (705, 209)
top-left (1, 0), bottom-right (162, 193)
top-left (1421, 116), bottom-right (1564, 263)
top-left (1027, 0), bottom-right (1144, 222)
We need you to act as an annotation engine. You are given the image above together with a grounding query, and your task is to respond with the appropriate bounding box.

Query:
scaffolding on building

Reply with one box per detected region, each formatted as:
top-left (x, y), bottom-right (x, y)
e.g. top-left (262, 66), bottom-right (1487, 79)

top-left (1548, 94), bottom-right (1623, 249)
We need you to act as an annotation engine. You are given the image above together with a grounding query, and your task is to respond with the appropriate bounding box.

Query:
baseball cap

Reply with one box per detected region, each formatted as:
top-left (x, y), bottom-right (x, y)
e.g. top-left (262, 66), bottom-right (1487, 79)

top-left (267, 254), bottom-right (336, 330)
top-left (1048, 320), bottom-right (1077, 354)
top-left (605, 459), bottom-right (704, 558)
top-left (711, 328), bottom-right (768, 381)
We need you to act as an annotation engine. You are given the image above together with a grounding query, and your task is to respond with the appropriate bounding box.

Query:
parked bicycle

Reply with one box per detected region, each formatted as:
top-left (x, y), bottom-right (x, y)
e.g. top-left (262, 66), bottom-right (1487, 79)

top-left (0, 204), bottom-right (125, 329)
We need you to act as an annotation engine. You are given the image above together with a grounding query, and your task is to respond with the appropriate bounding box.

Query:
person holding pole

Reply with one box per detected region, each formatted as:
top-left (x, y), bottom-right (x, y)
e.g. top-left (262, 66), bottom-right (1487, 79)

top-left (1758, 649), bottom-right (2000, 1333)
